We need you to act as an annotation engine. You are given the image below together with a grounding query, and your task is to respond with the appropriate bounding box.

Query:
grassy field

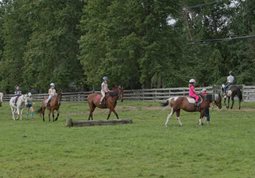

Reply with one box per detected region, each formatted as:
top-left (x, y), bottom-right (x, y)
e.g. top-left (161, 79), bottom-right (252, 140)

top-left (0, 100), bottom-right (255, 178)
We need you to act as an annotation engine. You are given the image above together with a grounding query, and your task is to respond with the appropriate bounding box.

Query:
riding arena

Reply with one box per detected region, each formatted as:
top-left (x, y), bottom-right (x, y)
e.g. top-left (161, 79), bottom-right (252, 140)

top-left (0, 85), bottom-right (255, 177)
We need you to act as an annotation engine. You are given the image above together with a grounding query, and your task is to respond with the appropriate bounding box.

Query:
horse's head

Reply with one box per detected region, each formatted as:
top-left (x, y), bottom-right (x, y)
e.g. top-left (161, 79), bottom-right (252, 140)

top-left (118, 86), bottom-right (124, 102)
top-left (214, 93), bottom-right (222, 109)
top-left (111, 86), bottom-right (124, 102)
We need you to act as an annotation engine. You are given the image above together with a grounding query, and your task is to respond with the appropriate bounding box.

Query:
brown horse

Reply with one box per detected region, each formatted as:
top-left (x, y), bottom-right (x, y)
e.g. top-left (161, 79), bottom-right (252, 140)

top-left (161, 93), bottom-right (222, 126)
top-left (87, 86), bottom-right (124, 120)
top-left (38, 92), bottom-right (62, 122)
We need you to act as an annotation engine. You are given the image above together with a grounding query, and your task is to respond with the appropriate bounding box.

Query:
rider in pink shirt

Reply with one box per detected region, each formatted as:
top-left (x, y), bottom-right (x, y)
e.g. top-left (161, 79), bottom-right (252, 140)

top-left (189, 79), bottom-right (199, 106)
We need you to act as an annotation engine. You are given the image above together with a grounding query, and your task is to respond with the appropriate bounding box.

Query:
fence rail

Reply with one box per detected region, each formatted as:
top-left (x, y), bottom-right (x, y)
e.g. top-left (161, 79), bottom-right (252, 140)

top-left (2, 85), bottom-right (255, 102)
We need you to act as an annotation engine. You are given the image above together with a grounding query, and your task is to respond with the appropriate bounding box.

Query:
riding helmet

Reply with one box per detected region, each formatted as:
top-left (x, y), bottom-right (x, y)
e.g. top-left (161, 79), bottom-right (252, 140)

top-left (189, 79), bottom-right (196, 83)
top-left (103, 76), bottom-right (108, 81)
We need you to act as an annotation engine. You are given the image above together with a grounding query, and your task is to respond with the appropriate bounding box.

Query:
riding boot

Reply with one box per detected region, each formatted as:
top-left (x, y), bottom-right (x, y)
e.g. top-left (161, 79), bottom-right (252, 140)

top-left (195, 102), bottom-right (200, 110)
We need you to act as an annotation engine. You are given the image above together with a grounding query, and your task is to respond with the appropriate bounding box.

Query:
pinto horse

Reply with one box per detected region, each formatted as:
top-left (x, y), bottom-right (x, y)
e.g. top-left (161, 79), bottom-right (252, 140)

top-left (162, 93), bottom-right (222, 126)
top-left (87, 86), bottom-right (124, 120)
top-left (38, 92), bottom-right (62, 122)
top-left (9, 94), bottom-right (28, 120)
top-left (221, 84), bottom-right (242, 109)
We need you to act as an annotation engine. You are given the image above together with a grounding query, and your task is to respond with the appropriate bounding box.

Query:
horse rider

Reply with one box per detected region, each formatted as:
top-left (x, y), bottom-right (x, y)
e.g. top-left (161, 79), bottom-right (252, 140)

top-left (14, 85), bottom-right (22, 106)
top-left (26, 92), bottom-right (34, 119)
top-left (189, 79), bottom-right (200, 107)
top-left (100, 76), bottom-right (110, 104)
top-left (224, 71), bottom-right (235, 93)
top-left (201, 88), bottom-right (210, 122)
top-left (47, 83), bottom-right (57, 106)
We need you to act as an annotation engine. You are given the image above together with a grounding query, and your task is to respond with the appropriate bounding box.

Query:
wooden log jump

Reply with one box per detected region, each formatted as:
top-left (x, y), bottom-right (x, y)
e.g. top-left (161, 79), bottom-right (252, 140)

top-left (66, 118), bottom-right (133, 127)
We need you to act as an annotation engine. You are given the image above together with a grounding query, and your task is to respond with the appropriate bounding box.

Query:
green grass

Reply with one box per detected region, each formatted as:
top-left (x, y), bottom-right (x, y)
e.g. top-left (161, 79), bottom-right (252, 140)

top-left (0, 100), bottom-right (255, 178)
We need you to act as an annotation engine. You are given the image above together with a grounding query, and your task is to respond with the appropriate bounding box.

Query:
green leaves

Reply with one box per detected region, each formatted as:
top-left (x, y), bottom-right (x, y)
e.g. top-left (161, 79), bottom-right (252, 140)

top-left (0, 0), bottom-right (255, 92)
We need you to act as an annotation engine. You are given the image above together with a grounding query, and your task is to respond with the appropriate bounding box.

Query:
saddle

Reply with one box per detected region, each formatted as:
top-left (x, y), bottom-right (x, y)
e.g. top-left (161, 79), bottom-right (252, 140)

top-left (223, 84), bottom-right (233, 97)
top-left (187, 96), bottom-right (203, 109)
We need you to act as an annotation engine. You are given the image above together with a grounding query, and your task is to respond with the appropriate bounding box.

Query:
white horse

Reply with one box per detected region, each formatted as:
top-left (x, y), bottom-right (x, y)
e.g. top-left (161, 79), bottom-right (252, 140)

top-left (0, 92), bottom-right (3, 107)
top-left (9, 94), bottom-right (28, 120)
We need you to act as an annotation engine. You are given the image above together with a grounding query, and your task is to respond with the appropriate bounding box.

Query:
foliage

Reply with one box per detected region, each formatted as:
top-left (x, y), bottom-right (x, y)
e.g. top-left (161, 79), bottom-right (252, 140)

top-left (0, 0), bottom-right (255, 92)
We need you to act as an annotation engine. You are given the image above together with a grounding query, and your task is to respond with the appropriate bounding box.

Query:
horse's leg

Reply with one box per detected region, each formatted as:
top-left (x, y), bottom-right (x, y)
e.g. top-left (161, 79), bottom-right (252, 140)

top-left (20, 109), bottom-right (23, 120)
top-left (88, 105), bottom-right (95, 120)
top-left (42, 108), bottom-right (45, 122)
top-left (165, 107), bottom-right (174, 127)
top-left (176, 109), bottom-right (182, 126)
top-left (223, 97), bottom-right (226, 106)
top-left (55, 109), bottom-right (60, 121)
top-left (16, 108), bottom-right (20, 120)
top-left (112, 109), bottom-right (119, 119)
top-left (107, 110), bottom-right (112, 120)
top-left (51, 109), bottom-right (55, 122)
top-left (238, 97), bottom-right (241, 110)
top-left (10, 106), bottom-right (15, 120)
top-left (230, 96), bottom-right (234, 109)
top-left (226, 97), bottom-right (230, 109)
top-left (199, 110), bottom-right (205, 126)
top-left (88, 103), bottom-right (95, 120)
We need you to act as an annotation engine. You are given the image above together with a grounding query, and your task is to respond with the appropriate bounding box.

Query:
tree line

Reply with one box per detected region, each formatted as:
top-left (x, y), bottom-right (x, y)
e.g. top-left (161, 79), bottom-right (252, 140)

top-left (0, 0), bottom-right (254, 93)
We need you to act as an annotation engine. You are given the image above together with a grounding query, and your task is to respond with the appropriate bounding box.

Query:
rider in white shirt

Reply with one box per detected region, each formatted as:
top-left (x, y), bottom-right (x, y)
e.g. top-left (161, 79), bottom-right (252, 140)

top-left (100, 76), bottom-right (110, 104)
top-left (47, 83), bottom-right (56, 106)
top-left (224, 71), bottom-right (235, 93)
top-left (14, 85), bottom-right (22, 106)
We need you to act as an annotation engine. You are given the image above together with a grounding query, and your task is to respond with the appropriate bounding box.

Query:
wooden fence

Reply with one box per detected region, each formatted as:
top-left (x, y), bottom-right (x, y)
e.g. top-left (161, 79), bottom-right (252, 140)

top-left (2, 85), bottom-right (255, 102)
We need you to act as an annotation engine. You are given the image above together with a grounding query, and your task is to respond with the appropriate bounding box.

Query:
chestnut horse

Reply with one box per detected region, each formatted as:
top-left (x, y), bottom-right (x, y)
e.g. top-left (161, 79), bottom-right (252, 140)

top-left (87, 86), bottom-right (124, 120)
top-left (38, 92), bottom-right (62, 122)
top-left (161, 93), bottom-right (222, 126)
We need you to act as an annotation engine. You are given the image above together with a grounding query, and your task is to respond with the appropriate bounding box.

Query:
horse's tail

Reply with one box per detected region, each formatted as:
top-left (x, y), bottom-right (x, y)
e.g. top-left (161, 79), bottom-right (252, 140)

top-left (161, 100), bottom-right (169, 107)
top-left (239, 89), bottom-right (243, 101)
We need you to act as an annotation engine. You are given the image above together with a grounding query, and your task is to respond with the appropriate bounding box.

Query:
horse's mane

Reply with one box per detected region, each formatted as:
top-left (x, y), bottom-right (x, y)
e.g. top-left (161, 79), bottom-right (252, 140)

top-left (109, 87), bottom-right (119, 96)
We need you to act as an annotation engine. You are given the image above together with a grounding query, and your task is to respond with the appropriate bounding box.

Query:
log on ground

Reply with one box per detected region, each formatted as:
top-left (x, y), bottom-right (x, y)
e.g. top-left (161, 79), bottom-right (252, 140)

top-left (66, 118), bottom-right (133, 127)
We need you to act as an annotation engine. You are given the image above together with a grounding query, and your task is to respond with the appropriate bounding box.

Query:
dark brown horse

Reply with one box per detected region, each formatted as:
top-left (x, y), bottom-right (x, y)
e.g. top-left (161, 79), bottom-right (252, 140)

top-left (87, 86), bottom-right (124, 120)
top-left (221, 85), bottom-right (242, 109)
top-left (38, 92), bottom-right (62, 122)
top-left (161, 93), bottom-right (222, 126)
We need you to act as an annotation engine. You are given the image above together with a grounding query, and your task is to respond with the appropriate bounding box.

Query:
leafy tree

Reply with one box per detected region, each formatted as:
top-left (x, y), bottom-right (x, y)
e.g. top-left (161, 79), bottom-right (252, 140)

top-left (23, 0), bottom-right (84, 92)
top-left (0, 0), bottom-right (32, 92)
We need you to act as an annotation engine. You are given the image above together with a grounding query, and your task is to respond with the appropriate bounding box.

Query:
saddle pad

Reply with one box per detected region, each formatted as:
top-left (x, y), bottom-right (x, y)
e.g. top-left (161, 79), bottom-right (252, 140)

top-left (227, 90), bottom-right (232, 97)
top-left (95, 94), bottom-right (101, 103)
top-left (186, 96), bottom-right (196, 104)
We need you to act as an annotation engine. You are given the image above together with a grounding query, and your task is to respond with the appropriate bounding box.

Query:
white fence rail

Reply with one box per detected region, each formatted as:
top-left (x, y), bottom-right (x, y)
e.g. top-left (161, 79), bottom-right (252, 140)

top-left (1, 85), bottom-right (255, 102)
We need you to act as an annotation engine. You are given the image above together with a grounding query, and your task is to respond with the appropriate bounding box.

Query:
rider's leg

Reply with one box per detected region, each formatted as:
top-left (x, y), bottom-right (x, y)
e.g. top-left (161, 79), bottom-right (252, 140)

top-left (195, 95), bottom-right (200, 106)
top-left (14, 96), bottom-right (20, 106)
top-left (100, 91), bottom-right (105, 104)
top-left (47, 95), bottom-right (52, 106)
